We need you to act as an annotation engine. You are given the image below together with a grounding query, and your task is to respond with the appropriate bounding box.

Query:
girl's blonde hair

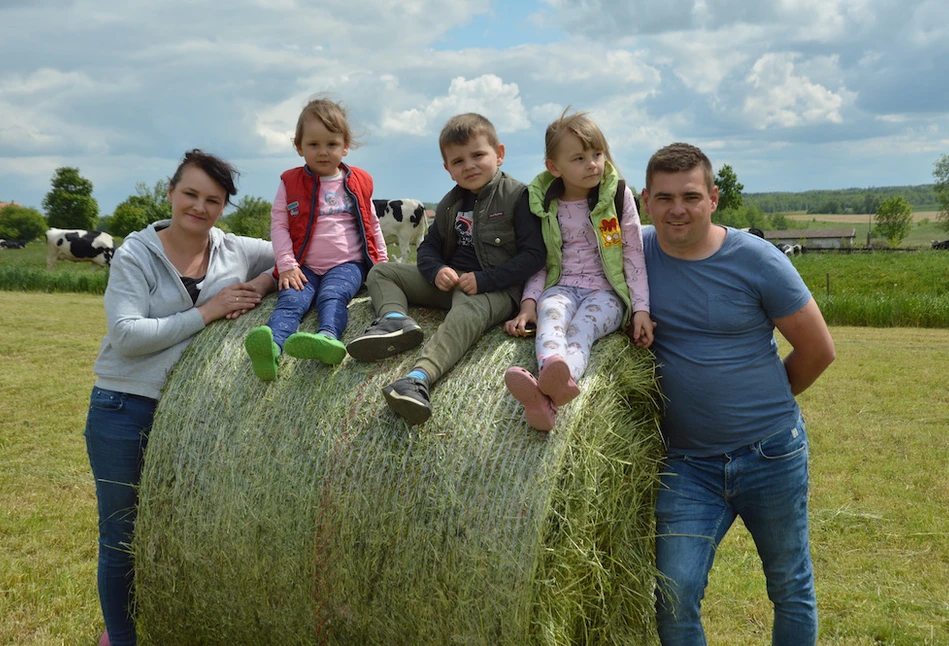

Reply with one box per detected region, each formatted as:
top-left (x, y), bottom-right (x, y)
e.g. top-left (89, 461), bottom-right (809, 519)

top-left (294, 96), bottom-right (362, 149)
top-left (544, 109), bottom-right (615, 166)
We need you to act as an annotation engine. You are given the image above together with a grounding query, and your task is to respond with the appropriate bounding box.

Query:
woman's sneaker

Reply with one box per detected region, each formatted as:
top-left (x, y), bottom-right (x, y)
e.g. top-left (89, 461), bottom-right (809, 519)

top-left (346, 316), bottom-right (423, 361)
top-left (382, 376), bottom-right (431, 425)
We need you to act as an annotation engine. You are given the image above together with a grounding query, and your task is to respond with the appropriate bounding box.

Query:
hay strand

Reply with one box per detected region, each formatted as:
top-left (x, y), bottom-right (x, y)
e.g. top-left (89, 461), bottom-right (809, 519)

top-left (134, 294), bottom-right (663, 645)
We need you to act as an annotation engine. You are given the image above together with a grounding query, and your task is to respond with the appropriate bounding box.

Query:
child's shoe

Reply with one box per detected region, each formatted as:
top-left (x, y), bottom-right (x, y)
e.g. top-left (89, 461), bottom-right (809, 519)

top-left (382, 376), bottom-right (432, 425)
top-left (537, 355), bottom-right (580, 406)
top-left (284, 332), bottom-right (347, 365)
top-left (346, 316), bottom-right (423, 361)
top-left (504, 367), bottom-right (557, 431)
top-left (244, 326), bottom-right (280, 380)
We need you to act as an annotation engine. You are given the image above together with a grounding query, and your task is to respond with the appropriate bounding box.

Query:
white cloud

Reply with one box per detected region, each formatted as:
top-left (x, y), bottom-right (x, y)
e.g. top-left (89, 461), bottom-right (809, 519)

top-left (381, 75), bottom-right (531, 137)
top-left (742, 53), bottom-right (852, 128)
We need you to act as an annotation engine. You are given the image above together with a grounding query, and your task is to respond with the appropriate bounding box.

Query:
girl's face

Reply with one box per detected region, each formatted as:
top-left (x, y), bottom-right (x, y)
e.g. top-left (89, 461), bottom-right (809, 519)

top-left (545, 133), bottom-right (606, 201)
top-left (296, 116), bottom-right (349, 177)
top-left (166, 166), bottom-right (227, 234)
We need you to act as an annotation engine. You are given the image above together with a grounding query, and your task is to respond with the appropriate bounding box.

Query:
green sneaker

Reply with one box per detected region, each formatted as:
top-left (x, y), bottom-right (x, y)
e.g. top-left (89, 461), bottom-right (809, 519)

top-left (244, 326), bottom-right (280, 380)
top-left (284, 332), bottom-right (347, 365)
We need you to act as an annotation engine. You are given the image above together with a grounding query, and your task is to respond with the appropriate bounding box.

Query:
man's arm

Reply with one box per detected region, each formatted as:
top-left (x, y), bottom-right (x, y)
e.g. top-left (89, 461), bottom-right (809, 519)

top-left (773, 297), bottom-right (836, 395)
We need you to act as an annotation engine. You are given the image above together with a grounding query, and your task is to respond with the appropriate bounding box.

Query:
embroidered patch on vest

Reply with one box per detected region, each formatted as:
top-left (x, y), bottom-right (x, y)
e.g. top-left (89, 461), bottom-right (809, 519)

top-left (487, 211), bottom-right (505, 219)
top-left (287, 201), bottom-right (300, 218)
top-left (598, 217), bottom-right (621, 247)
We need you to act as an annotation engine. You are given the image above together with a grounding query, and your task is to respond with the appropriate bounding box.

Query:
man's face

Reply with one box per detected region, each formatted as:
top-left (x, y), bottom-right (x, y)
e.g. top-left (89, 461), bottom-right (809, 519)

top-left (442, 135), bottom-right (504, 192)
top-left (643, 167), bottom-right (719, 258)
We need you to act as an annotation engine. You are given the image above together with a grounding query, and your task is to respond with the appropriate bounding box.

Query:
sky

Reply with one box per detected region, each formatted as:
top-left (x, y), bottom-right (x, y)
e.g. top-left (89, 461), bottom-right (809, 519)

top-left (2, 0), bottom-right (948, 216)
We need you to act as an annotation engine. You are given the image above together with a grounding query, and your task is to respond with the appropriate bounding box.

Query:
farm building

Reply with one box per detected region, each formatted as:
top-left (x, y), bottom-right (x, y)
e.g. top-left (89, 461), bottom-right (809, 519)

top-left (763, 228), bottom-right (856, 250)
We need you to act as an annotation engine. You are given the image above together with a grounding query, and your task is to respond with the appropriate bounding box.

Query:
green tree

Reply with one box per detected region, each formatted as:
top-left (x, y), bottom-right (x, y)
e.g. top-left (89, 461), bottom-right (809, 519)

top-left (42, 167), bottom-right (99, 230)
top-left (769, 212), bottom-right (790, 230)
top-left (874, 196), bottom-right (913, 246)
top-left (223, 196), bottom-right (272, 239)
top-left (715, 164), bottom-right (744, 212)
top-left (109, 180), bottom-right (173, 237)
top-left (0, 203), bottom-right (47, 240)
top-left (934, 154), bottom-right (949, 234)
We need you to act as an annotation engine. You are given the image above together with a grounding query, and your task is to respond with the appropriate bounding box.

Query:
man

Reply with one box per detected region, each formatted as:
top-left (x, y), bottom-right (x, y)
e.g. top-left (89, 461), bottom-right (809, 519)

top-left (640, 143), bottom-right (835, 645)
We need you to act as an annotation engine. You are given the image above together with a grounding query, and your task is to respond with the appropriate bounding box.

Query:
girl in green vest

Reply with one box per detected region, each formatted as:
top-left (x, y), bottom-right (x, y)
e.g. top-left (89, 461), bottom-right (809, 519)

top-left (503, 110), bottom-right (654, 431)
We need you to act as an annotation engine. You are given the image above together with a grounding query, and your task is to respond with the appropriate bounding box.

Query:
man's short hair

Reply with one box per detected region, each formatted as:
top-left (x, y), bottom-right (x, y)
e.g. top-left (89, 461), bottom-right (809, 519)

top-left (438, 113), bottom-right (500, 160)
top-left (645, 143), bottom-right (715, 193)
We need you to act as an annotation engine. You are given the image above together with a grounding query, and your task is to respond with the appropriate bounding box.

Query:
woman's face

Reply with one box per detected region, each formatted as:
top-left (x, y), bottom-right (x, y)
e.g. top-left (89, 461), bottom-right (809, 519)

top-left (166, 165), bottom-right (228, 234)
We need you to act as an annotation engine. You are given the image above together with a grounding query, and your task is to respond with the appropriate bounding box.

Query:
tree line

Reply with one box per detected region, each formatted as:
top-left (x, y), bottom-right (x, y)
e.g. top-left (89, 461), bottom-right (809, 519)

top-left (3, 158), bottom-right (949, 244)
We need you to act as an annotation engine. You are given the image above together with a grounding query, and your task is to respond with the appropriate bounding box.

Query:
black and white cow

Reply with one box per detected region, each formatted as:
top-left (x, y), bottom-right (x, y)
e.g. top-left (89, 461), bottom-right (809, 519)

top-left (740, 227), bottom-right (765, 238)
top-left (931, 239), bottom-right (949, 250)
top-left (776, 243), bottom-right (803, 257)
top-left (0, 239), bottom-right (28, 249)
top-left (45, 228), bottom-right (114, 270)
top-left (372, 198), bottom-right (429, 263)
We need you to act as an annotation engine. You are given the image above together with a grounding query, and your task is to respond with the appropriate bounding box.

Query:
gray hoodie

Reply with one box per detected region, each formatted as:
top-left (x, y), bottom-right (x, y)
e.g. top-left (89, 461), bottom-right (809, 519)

top-left (93, 221), bottom-right (274, 400)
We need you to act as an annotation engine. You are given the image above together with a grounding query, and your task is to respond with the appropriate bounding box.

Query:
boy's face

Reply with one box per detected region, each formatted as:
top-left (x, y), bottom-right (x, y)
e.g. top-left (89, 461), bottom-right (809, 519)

top-left (442, 135), bottom-right (504, 192)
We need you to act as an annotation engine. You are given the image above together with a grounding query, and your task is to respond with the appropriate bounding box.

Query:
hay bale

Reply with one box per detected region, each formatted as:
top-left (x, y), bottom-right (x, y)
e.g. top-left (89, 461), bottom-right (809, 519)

top-left (134, 293), bottom-right (664, 645)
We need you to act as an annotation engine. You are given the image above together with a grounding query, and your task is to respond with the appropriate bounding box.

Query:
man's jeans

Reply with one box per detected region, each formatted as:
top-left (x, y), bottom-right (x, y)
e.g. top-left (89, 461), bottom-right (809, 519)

top-left (655, 418), bottom-right (817, 645)
top-left (85, 386), bottom-right (157, 646)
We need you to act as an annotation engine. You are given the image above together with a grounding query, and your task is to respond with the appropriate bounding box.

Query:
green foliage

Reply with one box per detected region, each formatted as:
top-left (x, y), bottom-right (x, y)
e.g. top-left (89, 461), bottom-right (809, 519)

top-left (768, 212), bottom-right (791, 230)
top-left (222, 196), bottom-right (272, 240)
top-left (745, 184), bottom-right (939, 214)
top-left (933, 154), bottom-right (949, 234)
top-left (109, 180), bottom-right (172, 237)
top-left (0, 203), bottom-right (47, 240)
top-left (712, 204), bottom-right (764, 229)
top-left (874, 195), bottom-right (913, 246)
top-left (714, 164), bottom-right (744, 212)
top-left (42, 167), bottom-right (99, 230)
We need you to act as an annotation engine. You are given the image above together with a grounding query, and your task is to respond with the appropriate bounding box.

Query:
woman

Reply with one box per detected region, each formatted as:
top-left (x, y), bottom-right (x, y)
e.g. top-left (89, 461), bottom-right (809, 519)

top-left (85, 150), bottom-right (275, 646)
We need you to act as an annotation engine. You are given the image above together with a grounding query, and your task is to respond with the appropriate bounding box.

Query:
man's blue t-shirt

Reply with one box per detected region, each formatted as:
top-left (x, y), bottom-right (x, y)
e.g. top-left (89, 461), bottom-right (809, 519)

top-left (643, 226), bottom-right (812, 456)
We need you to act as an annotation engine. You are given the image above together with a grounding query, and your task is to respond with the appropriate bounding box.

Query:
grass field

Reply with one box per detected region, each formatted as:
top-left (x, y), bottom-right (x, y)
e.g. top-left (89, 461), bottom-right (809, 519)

top-left (786, 211), bottom-right (947, 248)
top-left (1, 292), bottom-right (947, 645)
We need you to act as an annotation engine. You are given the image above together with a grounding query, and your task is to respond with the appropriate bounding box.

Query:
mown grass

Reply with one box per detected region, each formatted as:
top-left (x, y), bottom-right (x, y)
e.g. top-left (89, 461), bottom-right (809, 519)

top-left (2, 291), bottom-right (948, 645)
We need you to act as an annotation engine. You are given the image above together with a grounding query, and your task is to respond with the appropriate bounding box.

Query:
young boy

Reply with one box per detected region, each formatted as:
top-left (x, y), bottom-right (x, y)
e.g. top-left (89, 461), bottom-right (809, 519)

top-left (346, 113), bottom-right (546, 425)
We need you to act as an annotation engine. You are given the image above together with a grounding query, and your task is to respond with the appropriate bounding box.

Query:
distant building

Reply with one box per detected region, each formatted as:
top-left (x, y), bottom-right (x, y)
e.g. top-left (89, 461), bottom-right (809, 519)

top-left (764, 228), bottom-right (856, 249)
top-left (0, 201), bottom-right (16, 210)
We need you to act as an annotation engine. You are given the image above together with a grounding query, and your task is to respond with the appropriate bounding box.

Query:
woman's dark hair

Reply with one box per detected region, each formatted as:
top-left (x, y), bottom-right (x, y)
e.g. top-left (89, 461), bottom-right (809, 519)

top-left (169, 149), bottom-right (240, 203)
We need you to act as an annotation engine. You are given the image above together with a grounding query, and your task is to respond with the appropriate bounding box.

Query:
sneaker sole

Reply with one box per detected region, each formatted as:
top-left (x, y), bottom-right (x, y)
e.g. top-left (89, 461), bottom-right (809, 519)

top-left (382, 386), bottom-right (432, 426)
top-left (346, 327), bottom-right (423, 362)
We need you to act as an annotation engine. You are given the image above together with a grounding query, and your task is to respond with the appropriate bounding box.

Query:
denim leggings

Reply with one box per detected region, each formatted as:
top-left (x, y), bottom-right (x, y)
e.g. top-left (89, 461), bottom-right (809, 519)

top-left (654, 418), bottom-right (817, 645)
top-left (85, 386), bottom-right (157, 646)
top-left (267, 261), bottom-right (364, 347)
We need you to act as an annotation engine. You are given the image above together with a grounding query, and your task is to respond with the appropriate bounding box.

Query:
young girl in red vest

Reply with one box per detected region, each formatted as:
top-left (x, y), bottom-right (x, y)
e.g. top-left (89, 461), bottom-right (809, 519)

top-left (503, 110), bottom-right (654, 430)
top-left (244, 97), bottom-right (387, 379)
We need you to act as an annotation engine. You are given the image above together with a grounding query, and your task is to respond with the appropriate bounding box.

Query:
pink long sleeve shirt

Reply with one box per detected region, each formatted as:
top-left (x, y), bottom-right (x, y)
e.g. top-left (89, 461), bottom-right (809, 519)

top-left (271, 171), bottom-right (387, 275)
top-left (522, 185), bottom-right (650, 313)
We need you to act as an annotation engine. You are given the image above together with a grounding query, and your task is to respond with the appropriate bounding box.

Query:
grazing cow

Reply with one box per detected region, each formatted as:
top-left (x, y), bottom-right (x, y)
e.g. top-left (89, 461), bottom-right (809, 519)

top-left (0, 239), bottom-right (27, 249)
top-left (775, 242), bottom-right (803, 257)
top-left (932, 239), bottom-right (949, 250)
top-left (372, 198), bottom-right (430, 263)
top-left (45, 228), bottom-right (114, 270)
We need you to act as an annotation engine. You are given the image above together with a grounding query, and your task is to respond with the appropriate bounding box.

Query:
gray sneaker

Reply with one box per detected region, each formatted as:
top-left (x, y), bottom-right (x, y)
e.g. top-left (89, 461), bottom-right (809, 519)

top-left (382, 377), bottom-right (432, 425)
top-left (346, 316), bottom-right (423, 361)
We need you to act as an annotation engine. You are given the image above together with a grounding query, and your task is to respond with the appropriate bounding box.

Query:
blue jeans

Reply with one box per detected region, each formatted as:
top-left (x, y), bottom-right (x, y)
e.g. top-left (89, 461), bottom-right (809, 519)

top-left (85, 386), bottom-right (157, 646)
top-left (655, 418), bottom-right (816, 646)
top-left (267, 262), bottom-right (364, 347)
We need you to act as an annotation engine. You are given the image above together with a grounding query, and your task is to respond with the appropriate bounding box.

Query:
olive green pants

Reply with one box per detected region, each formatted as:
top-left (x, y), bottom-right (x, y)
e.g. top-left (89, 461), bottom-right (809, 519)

top-left (366, 263), bottom-right (516, 383)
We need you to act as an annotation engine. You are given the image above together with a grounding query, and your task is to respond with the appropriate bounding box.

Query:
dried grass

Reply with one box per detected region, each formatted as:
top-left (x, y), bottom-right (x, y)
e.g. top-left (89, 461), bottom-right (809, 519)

top-left (134, 294), bottom-right (663, 645)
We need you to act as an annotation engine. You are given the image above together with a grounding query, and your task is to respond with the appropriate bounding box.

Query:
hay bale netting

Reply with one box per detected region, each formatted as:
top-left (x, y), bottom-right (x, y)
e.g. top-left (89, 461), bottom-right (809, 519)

top-left (134, 293), bottom-right (664, 645)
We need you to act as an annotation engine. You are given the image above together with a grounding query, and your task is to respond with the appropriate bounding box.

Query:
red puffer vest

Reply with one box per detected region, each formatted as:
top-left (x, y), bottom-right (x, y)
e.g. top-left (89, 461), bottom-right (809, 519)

top-left (277, 163), bottom-right (383, 277)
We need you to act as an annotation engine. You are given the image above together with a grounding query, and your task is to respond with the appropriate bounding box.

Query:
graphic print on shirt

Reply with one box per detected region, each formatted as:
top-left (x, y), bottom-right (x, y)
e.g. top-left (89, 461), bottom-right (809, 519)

top-left (321, 190), bottom-right (353, 216)
top-left (454, 209), bottom-right (474, 247)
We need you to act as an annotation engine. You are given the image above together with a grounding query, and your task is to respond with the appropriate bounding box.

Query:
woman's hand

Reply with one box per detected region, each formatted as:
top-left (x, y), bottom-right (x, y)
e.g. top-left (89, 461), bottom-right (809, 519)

top-left (504, 299), bottom-right (537, 337)
top-left (199, 281), bottom-right (265, 324)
